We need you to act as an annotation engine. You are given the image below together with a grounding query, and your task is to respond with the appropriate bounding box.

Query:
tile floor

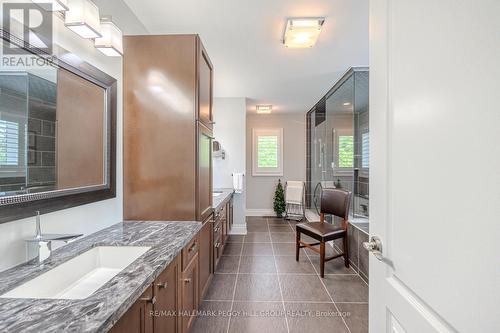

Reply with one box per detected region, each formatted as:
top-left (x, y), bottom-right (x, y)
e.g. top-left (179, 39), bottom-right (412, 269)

top-left (191, 216), bottom-right (368, 333)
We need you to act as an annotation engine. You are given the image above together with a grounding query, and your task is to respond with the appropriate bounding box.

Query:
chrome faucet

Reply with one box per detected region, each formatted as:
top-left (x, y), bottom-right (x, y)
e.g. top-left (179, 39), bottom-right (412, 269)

top-left (25, 211), bottom-right (83, 263)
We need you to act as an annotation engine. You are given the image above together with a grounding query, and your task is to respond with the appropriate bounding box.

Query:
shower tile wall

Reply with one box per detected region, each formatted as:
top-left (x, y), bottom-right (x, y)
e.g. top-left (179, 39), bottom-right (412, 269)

top-left (27, 75), bottom-right (57, 189)
top-left (0, 73), bottom-right (56, 193)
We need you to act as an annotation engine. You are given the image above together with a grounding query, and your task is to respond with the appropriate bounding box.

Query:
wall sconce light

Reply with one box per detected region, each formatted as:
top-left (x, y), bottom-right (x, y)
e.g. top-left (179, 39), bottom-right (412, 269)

top-left (32, 0), bottom-right (69, 12)
top-left (65, 0), bottom-right (101, 39)
top-left (94, 17), bottom-right (123, 57)
top-left (256, 105), bottom-right (273, 114)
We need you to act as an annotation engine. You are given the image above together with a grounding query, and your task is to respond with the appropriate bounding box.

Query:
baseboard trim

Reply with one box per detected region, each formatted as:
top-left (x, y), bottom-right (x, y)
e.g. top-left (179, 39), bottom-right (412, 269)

top-left (246, 209), bottom-right (276, 217)
top-left (229, 224), bottom-right (247, 235)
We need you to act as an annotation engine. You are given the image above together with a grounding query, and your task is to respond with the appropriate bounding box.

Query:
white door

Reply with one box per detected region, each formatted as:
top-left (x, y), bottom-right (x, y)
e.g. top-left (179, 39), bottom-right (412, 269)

top-left (369, 0), bottom-right (500, 332)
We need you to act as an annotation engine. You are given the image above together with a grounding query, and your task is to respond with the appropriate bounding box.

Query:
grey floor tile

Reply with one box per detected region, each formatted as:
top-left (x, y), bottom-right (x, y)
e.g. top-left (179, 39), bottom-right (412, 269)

top-left (203, 274), bottom-right (237, 300)
top-left (234, 274), bottom-right (281, 301)
top-left (191, 301), bottom-right (232, 333)
top-left (285, 302), bottom-right (349, 333)
top-left (215, 255), bottom-right (240, 273)
top-left (303, 242), bottom-right (337, 257)
top-left (242, 242), bottom-right (274, 256)
top-left (337, 303), bottom-right (369, 333)
top-left (228, 301), bottom-right (287, 333)
top-left (269, 225), bottom-right (293, 233)
top-left (239, 256), bottom-right (276, 274)
top-left (279, 275), bottom-right (331, 302)
top-left (246, 216), bottom-right (268, 223)
top-left (244, 232), bottom-right (271, 243)
top-left (270, 232), bottom-right (295, 243)
top-left (247, 223), bottom-right (269, 232)
top-left (223, 242), bottom-right (243, 256)
top-left (273, 242), bottom-right (302, 256)
top-left (267, 217), bottom-right (287, 225)
top-left (275, 255), bottom-right (316, 274)
top-left (308, 256), bottom-right (356, 275)
top-left (227, 234), bottom-right (245, 243)
top-left (323, 275), bottom-right (369, 302)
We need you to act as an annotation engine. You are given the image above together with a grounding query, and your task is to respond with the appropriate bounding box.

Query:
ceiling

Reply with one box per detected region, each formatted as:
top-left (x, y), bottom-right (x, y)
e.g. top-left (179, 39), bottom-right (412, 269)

top-left (122, 0), bottom-right (368, 114)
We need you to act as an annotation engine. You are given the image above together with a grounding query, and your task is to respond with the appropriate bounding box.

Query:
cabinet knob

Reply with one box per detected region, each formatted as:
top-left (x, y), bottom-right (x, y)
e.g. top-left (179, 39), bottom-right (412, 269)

top-left (140, 295), bottom-right (156, 305)
top-left (183, 278), bottom-right (192, 284)
top-left (156, 282), bottom-right (168, 289)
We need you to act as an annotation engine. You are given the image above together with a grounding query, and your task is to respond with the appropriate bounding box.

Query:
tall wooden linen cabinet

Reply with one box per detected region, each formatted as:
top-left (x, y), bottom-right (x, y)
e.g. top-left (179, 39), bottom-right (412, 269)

top-left (123, 35), bottom-right (213, 222)
top-left (123, 35), bottom-right (214, 333)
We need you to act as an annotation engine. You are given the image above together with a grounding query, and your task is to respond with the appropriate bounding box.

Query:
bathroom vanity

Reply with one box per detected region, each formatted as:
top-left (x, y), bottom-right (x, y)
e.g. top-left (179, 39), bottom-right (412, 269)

top-left (0, 221), bottom-right (202, 333)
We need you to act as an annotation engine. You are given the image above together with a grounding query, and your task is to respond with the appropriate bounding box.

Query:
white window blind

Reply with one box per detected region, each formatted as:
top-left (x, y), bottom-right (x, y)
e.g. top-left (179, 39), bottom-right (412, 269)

top-left (362, 132), bottom-right (369, 168)
top-left (252, 128), bottom-right (283, 176)
top-left (0, 120), bottom-right (20, 166)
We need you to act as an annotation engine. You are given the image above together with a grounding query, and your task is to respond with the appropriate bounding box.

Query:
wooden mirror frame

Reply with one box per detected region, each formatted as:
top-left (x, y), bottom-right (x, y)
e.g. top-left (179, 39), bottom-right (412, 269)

top-left (0, 29), bottom-right (117, 224)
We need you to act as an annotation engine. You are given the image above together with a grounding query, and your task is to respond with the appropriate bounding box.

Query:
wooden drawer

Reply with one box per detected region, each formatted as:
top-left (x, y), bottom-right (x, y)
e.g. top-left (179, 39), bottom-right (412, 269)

top-left (153, 256), bottom-right (180, 333)
top-left (182, 235), bottom-right (199, 271)
top-left (213, 235), bottom-right (223, 269)
top-left (213, 220), bottom-right (222, 243)
top-left (181, 252), bottom-right (198, 333)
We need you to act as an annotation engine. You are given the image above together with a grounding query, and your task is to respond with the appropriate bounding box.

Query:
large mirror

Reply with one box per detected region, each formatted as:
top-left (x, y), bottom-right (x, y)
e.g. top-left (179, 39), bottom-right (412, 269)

top-left (0, 34), bottom-right (116, 223)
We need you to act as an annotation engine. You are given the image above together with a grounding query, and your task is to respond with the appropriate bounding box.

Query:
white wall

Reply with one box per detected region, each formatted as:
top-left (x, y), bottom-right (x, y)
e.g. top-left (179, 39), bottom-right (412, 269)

top-left (246, 113), bottom-right (306, 215)
top-left (0, 3), bottom-right (145, 272)
top-left (213, 98), bottom-right (246, 234)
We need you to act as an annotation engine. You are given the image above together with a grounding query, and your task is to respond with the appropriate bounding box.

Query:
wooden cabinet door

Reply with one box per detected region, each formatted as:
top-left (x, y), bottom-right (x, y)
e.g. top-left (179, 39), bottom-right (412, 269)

top-left (154, 256), bottom-right (180, 333)
top-left (197, 123), bottom-right (212, 221)
top-left (109, 286), bottom-right (154, 333)
top-left (229, 198), bottom-right (233, 229)
top-left (199, 216), bottom-right (213, 300)
top-left (181, 253), bottom-right (199, 333)
top-left (198, 44), bottom-right (213, 128)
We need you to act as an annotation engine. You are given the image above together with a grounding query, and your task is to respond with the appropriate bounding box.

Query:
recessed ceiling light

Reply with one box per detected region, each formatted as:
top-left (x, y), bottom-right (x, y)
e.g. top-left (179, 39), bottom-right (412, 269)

top-left (256, 105), bottom-right (272, 114)
top-left (65, 0), bottom-right (102, 39)
top-left (283, 17), bottom-right (325, 48)
top-left (343, 102), bottom-right (351, 106)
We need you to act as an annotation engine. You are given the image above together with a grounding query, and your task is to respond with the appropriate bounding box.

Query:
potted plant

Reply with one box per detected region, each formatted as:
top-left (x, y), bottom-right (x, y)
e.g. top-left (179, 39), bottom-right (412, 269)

top-left (273, 179), bottom-right (286, 218)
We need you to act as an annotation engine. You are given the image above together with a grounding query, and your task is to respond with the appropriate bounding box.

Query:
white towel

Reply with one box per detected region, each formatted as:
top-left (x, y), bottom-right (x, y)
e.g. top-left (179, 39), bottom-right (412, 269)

top-left (233, 173), bottom-right (244, 194)
top-left (286, 181), bottom-right (304, 205)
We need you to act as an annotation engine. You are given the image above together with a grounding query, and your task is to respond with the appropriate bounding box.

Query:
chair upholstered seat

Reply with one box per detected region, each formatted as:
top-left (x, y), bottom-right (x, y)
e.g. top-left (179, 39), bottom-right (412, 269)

top-left (296, 222), bottom-right (346, 241)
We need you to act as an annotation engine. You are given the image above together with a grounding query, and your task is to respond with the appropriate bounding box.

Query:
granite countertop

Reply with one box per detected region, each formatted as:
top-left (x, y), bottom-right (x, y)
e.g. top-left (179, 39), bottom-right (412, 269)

top-left (0, 221), bottom-right (202, 333)
top-left (212, 188), bottom-right (234, 210)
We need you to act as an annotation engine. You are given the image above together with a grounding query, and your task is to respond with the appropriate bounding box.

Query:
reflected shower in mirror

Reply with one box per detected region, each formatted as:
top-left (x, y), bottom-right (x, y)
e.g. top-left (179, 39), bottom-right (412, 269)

top-left (0, 61), bottom-right (106, 197)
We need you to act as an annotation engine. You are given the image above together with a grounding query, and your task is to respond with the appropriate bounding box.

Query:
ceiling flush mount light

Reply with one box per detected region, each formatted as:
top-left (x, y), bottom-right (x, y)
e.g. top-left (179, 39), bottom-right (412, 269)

top-left (283, 17), bottom-right (325, 48)
top-left (65, 0), bottom-right (101, 39)
top-left (256, 105), bottom-right (273, 114)
top-left (94, 17), bottom-right (123, 57)
top-left (32, 0), bottom-right (69, 11)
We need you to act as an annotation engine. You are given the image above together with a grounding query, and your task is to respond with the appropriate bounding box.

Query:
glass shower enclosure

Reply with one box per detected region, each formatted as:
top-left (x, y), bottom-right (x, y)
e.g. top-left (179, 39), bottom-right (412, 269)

top-left (306, 67), bottom-right (369, 221)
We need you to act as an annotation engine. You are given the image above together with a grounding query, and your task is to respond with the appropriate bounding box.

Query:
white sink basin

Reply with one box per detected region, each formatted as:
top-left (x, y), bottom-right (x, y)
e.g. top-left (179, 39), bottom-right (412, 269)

top-left (0, 246), bottom-right (150, 300)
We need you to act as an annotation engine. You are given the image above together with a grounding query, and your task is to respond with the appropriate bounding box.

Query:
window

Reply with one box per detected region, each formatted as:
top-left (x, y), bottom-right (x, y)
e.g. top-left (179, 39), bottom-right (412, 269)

top-left (362, 132), bottom-right (369, 168)
top-left (252, 128), bottom-right (283, 176)
top-left (338, 135), bottom-right (354, 168)
top-left (0, 119), bottom-right (20, 167)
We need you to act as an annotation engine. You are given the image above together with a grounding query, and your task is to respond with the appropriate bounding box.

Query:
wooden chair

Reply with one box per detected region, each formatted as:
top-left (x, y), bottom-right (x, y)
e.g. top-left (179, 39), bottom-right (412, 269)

top-left (295, 188), bottom-right (352, 278)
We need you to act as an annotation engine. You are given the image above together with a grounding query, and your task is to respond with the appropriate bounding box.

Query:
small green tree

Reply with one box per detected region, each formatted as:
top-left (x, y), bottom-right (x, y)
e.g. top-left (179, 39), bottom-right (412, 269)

top-left (273, 179), bottom-right (286, 218)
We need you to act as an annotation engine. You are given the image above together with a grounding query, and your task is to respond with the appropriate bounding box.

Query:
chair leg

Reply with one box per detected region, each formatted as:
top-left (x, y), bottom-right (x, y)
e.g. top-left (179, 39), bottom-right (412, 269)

top-left (320, 241), bottom-right (325, 278)
top-left (343, 236), bottom-right (349, 268)
top-left (295, 230), bottom-right (301, 261)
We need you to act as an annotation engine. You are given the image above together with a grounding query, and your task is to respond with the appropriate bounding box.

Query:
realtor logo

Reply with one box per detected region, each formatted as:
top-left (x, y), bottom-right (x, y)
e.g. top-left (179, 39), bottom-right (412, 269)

top-left (2, 3), bottom-right (53, 54)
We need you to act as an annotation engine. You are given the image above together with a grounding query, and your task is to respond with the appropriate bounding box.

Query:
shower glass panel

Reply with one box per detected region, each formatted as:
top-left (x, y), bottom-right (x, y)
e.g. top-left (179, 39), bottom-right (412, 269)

top-left (306, 68), bottom-right (369, 221)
